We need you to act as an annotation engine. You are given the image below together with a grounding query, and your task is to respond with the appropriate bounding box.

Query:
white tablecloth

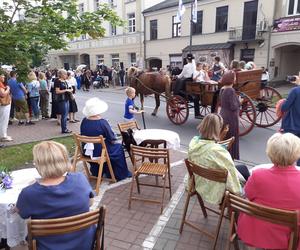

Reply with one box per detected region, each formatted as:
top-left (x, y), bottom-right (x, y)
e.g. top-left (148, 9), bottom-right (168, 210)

top-left (133, 129), bottom-right (180, 150)
top-left (0, 168), bottom-right (40, 247)
top-left (250, 163), bottom-right (300, 173)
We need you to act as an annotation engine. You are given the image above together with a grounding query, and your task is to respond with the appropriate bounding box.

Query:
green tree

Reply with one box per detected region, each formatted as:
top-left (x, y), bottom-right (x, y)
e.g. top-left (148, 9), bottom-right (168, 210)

top-left (0, 0), bottom-right (124, 81)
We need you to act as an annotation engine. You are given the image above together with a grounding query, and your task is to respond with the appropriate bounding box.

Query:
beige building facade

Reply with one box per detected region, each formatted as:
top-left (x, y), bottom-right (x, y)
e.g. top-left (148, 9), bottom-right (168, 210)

top-left (144, 0), bottom-right (300, 80)
top-left (47, 0), bottom-right (164, 70)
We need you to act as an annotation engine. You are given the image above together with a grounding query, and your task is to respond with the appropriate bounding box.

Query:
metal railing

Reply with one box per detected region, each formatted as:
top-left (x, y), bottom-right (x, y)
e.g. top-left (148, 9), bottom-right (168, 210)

top-left (228, 25), bottom-right (266, 41)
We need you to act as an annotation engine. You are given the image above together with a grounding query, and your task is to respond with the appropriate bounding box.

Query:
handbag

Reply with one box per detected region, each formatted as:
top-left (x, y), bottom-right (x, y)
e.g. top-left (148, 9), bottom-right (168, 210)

top-left (0, 93), bottom-right (11, 106)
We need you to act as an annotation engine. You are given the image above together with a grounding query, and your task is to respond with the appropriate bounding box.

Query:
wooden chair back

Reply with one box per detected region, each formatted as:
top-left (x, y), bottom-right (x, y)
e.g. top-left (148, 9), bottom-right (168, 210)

top-left (224, 191), bottom-right (299, 250)
top-left (185, 159), bottom-right (228, 184)
top-left (27, 206), bottom-right (106, 250)
top-left (118, 121), bottom-right (140, 133)
top-left (130, 144), bottom-right (169, 167)
top-left (220, 124), bottom-right (229, 141)
top-left (218, 136), bottom-right (235, 152)
top-left (72, 133), bottom-right (116, 194)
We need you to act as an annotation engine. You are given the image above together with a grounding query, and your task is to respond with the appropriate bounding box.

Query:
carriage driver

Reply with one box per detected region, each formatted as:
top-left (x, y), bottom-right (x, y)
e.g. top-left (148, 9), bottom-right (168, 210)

top-left (174, 53), bottom-right (196, 96)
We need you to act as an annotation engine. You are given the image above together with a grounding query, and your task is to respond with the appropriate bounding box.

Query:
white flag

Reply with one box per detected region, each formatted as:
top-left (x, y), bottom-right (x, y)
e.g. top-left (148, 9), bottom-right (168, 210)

top-left (192, 0), bottom-right (197, 23)
top-left (176, 0), bottom-right (186, 23)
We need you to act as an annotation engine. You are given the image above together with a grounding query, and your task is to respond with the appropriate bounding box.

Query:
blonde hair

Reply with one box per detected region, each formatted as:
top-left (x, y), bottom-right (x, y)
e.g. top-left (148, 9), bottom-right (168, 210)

top-left (57, 69), bottom-right (67, 79)
top-left (33, 141), bottom-right (70, 178)
top-left (28, 71), bottom-right (37, 81)
top-left (197, 114), bottom-right (223, 141)
top-left (266, 133), bottom-right (300, 166)
top-left (126, 87), bottom-right (136, 97)
top-left (38, 72), bottom-right (46, 80)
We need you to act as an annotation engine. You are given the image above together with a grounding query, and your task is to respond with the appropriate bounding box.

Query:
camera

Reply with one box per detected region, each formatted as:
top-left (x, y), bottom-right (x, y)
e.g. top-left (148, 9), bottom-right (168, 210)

top-left (286, 75), bottom-right (297, 82)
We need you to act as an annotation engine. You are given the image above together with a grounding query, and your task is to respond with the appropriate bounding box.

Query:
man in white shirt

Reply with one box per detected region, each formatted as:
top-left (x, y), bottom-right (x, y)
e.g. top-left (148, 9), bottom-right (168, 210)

top-left (174, 53), bottom-right (196, 95)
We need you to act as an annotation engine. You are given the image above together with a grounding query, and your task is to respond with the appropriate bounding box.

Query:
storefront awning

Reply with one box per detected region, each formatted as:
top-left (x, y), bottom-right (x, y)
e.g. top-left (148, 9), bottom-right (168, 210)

top-left (182, 43), bottom-right (233, 52)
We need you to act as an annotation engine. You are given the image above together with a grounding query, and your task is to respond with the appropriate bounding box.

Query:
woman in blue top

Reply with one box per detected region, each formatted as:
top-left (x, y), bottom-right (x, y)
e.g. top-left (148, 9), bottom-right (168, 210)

top-left (81, 97), bottom-right (131, 180)
top-left (27, 71), bottom-right (40, 121)
top-left (281, 74), bottom-right (300, 165)
top-left (16, 141), bottom-right (95, 250)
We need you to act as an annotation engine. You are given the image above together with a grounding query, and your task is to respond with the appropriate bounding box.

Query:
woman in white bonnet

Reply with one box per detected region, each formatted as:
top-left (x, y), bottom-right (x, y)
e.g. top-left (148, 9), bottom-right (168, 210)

top-left (80, 97), bottom-right (132, 180)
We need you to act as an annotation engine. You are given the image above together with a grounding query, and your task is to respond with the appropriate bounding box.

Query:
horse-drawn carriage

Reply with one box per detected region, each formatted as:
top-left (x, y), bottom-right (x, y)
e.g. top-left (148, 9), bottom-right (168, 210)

top-left (166, 69), bottom-right (282, 136)
top-left (127, 67), bottom-right (282, 136)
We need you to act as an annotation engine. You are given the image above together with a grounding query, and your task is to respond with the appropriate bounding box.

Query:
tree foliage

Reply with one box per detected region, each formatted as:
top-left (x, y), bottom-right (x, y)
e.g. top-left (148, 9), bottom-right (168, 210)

top-left (0, 0), bottom-right (124, 81)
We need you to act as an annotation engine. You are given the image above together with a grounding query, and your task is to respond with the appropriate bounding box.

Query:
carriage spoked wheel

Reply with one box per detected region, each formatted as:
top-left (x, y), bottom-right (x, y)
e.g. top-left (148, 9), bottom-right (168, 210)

top-left (199, 105), bottom-right (212, 117)
top-left (237, 92), bottom-right (256, 136)
top-left (252, 86), bottom-right (282, 128)
top-left (166, 95), bottom-right (189, 125)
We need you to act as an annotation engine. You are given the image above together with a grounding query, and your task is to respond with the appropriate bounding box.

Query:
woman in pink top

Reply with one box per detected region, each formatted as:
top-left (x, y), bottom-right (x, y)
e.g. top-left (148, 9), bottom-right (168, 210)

top-left (237, 132), bottom-right (300, 249)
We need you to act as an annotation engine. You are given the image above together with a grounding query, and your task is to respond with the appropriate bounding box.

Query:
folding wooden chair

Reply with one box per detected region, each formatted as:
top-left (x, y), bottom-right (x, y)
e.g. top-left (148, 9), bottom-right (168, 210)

top-left (72, 134), bottom-right (116, 195)
top-left (220, 124), bottom-right (229, 141)
top-left (224, 191), bottom-right (299, 250)
top-left (180, 159), bottom-right (228, 249)
top-left (218, 136), bottom-right (235, 151)
top-left (128, 145), bottom-right (171, 214)
top-left (117, 121), bottom-right (140, 134)
top-left (27, 206), bottom-right (106, 250)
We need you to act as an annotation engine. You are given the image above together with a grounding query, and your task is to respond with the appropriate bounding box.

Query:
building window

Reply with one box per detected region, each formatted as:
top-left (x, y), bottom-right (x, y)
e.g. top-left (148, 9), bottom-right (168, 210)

top-left (172, 16), bottom-right (181, 37)
top-left (240, 49), bottom-right (255, 62)
top-left (111, 24), bottom-right (116, 36)
top-left (128, 13), bottom-right (136, 33)
top-left (96, 55), bottom-right (104, 65)
top-left (215, 6), bottom-right (228, 32)
top-left (110, 0), bottom-right (117, 7)
top-left (111, 53), bottom-right (119, 67)
top-left (94, 0), bottom-right (100, 10)
top-left (129, 53), bottom-right (136, 65)
top-left (81, 34), bottom-right (86, 40)
top-left (150, 20), bottom-right (158, 40)
top-left (169, 54), bottom-right (182, 68)
top-left (288, 0), bottom-right (300, 15)
top-left (79, 3), bottom-right (84, 15)
top-left (192, 11), bottom-right (203, 35)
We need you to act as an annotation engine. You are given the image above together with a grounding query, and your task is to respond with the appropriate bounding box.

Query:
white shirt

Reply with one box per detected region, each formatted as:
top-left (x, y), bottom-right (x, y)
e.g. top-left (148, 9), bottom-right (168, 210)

top-left (178, 62), bottom-right (196, 79)
top-left (193, 70), bottom-right (205, 82)
top-left (261, 72), bottom-right (269, 81)
top-left (67, 77), bottom-right (77, 87)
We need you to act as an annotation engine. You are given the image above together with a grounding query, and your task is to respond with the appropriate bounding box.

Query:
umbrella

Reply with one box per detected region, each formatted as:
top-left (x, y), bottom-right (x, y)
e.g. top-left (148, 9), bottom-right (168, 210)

top-left (76, 64), bottom-right (87, 70)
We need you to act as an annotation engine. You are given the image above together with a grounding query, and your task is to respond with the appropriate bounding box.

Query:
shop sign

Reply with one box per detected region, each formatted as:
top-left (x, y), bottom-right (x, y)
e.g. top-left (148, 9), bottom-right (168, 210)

top-left (273, 16), bottom-right (300, 32)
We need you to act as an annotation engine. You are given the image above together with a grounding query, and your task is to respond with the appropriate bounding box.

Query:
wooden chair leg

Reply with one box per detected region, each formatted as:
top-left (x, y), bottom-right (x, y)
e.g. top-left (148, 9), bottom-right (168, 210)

top-left (83, 161), bottom-right (91, 179)
top-left (105, 154), bottom-right (117, 183)
top-left (179, 191), bottom-right (192, 233)
top-left (212, 199), bottom-right (227, 250)
top-left (95, 161), bottom-right (104, 195)
top-left (135, 175), bottom-right (141, 194)
top-left (226, 211), bottom-right (236, 250)
top-left (160, 176), bottom-right (167, 214)
top-left (196, 193), bottom-right (208, 218)
top-left (168, 170), bottom-right (172, 198)
top-left (128, 173), bottom-right (135, 209)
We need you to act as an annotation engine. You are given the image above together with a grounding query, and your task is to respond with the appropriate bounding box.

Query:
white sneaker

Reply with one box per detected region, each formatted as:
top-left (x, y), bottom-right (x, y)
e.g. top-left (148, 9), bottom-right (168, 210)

top-left (31, 118), bottom-right (39, 122)
top-left (0, 136), bottom-right (13, 142)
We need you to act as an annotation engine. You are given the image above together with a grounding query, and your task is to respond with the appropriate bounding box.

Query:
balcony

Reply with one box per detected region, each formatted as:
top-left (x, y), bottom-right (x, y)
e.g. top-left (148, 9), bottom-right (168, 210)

top-left (228, 25), bottom-right (266, 42)
top-left (68, 32), bottom-right (143, 51)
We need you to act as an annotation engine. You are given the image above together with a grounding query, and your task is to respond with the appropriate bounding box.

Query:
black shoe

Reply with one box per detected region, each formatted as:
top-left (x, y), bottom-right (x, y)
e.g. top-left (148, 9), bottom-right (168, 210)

top-left (195, 115), bottom-right (204, 119)
top-left (25, 121), bottom-right (35, 126)
top-left (8, 121), bottom-right (13, 125)
top-left (18, 121), bottom-right (25, 126)
top-left (0, 144), bottom-right (5, 148)
top-left (62, 129), bottom-right (72, 134)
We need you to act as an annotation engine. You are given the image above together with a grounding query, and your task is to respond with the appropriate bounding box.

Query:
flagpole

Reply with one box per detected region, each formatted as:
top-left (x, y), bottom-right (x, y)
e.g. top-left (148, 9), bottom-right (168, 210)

top-left (189, 2), bottom-right (193, 54)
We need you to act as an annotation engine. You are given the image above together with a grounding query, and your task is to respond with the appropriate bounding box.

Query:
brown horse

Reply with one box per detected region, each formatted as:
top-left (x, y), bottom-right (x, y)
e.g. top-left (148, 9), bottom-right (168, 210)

top-left (127, 67), bottom-right (171, 116)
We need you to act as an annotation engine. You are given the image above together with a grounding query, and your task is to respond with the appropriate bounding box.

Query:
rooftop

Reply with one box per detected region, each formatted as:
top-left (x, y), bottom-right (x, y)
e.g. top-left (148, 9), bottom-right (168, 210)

top-left (143, 0), bottom-right (194, 14)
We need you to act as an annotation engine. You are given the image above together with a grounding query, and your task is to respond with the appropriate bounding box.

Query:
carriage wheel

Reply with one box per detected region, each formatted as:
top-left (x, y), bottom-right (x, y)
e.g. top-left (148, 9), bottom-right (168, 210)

top-left (199, 105), bottom-right (212, 117)
top-left (253, 86), bottom-right (282, 128)
top-left (166, 95), bottom-right (189, 125)
top-left (237, 92), bottom-right (256, 137)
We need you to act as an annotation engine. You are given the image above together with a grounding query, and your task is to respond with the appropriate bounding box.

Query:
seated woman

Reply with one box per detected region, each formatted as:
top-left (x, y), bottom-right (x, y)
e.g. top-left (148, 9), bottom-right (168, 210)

top-left (80, 97), bottom-right (131, 181)
top-left (237, 133), bottom-right (300, 249)
top-left (188, 114), bottom-right (245, 205)
top-left (16, 141), bottom-right (95, 250)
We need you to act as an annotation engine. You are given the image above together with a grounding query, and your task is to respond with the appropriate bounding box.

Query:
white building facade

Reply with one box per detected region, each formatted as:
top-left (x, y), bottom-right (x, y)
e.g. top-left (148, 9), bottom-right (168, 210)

top-left (47, 0), bottom-right (164, 70)
top-left (143, 0), bottom-right (300, 81)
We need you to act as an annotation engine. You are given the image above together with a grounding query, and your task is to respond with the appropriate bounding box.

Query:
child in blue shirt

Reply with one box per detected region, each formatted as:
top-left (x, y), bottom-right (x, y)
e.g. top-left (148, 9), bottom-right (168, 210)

top-left (124, 87), bottom-right (143, 121)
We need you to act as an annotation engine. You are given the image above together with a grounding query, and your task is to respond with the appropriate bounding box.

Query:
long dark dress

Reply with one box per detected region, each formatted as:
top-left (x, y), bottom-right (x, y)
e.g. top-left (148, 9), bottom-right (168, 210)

top-left (220, 87), bottom-right (240, 160)
top-left (80, 118), bottom-right (131, 181)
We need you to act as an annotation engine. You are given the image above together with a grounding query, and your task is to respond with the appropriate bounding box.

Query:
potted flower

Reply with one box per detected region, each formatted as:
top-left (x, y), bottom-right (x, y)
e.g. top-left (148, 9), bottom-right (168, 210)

top-left (0, 166), bottom-right (12, 190)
